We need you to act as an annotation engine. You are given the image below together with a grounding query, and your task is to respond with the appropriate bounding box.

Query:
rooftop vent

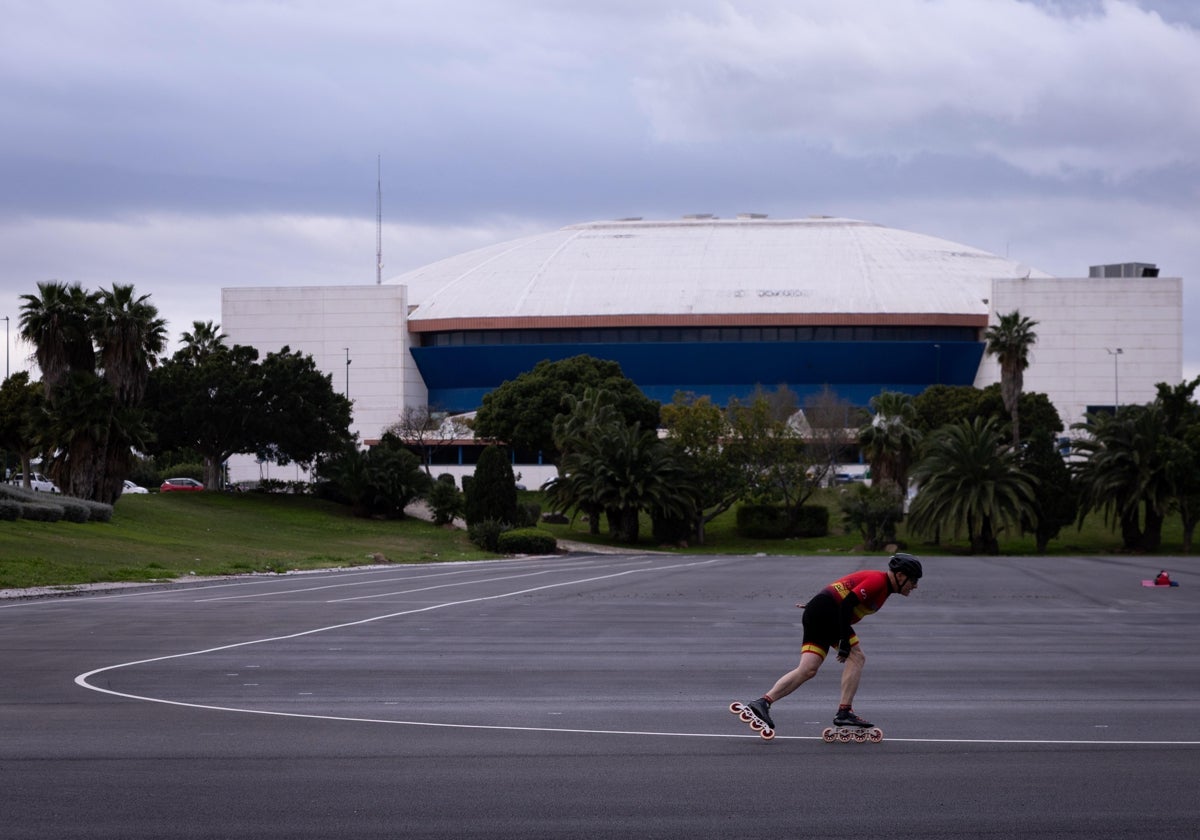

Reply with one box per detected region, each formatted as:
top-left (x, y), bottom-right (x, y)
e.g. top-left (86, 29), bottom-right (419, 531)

top-left (1089, 262), bottom-right (1158, 278)
top-left (682, 214), bottom-right (715, 220)
top-left (737, 213), bottom-right (768, 219)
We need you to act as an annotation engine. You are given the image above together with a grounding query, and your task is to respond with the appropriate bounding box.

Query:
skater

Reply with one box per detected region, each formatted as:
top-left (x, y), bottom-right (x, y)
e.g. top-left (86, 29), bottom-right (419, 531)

top-left (737, 553), bottom-right (922, 735)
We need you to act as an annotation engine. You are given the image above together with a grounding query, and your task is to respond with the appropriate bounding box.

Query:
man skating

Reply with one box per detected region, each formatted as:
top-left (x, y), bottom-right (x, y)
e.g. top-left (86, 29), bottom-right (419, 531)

top-left (737, 553), bottom-right (922, 735)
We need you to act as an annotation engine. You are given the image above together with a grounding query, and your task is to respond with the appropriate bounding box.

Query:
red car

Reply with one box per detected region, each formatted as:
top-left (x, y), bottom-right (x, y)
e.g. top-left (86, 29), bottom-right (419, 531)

top-left (160, 477), bottom-right (205, 492)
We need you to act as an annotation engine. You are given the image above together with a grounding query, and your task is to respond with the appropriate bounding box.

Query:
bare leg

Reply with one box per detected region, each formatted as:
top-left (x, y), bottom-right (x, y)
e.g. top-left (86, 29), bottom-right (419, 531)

top-left (764, 651), bottom-right (825, 702)
top-left (838, 646), bottom-right (866, 707)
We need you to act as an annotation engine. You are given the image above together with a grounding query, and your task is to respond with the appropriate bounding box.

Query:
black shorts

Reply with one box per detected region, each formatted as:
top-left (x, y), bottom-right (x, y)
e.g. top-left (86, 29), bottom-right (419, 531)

top-left (800, 592), bottom-right (858, 660)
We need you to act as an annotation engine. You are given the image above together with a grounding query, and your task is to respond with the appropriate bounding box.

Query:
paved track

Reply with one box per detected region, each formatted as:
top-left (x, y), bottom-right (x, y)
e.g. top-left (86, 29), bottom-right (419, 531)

top-left (2, 553), bottom-right (1197, 839)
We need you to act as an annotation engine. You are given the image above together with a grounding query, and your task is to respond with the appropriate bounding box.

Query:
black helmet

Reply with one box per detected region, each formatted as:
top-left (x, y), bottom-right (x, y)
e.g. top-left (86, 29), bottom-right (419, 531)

top-left (889, 553), bottom-right (922, 580)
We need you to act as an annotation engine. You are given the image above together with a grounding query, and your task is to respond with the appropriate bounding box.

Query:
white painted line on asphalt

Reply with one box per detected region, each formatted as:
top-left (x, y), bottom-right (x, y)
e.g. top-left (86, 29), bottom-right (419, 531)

top-left (71, 554), bottom-right (1200, 748)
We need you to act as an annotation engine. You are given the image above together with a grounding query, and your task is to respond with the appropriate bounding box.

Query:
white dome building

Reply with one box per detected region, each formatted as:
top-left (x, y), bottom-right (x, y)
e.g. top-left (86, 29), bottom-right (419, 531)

top-left (222, 214), bottom-right (1181, 480)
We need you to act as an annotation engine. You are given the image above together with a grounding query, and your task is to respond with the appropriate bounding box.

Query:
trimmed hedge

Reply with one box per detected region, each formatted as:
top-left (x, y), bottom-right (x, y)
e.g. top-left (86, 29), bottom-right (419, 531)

top-left (736, 503), bottom-right (830, 539)
top-left (496, 528), bottom-right (558, 555)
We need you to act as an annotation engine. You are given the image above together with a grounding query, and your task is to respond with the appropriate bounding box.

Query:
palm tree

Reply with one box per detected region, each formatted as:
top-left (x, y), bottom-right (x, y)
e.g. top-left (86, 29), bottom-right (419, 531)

top-left (1072, 404), bottom-right (1173, 552)
top-left (95, 284), bottom-right (168, 406)
top-left (858, 390), bottom-right (922, 496)
top-left (907, 417), bottom-right (1037, 554)
top-left (984, 310), bottom-right (1039, 449)
top-left (18, 281), bottom-right (164, 503)
top-left (18, 281), bottom-right (98, 397)
top-left (179, 320), bottom-right (229, 362)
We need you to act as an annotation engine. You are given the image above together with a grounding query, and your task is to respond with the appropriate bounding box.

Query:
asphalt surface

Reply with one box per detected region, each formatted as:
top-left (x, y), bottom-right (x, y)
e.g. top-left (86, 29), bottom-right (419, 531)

top-left (2, 552), bottom-right (1197, 839)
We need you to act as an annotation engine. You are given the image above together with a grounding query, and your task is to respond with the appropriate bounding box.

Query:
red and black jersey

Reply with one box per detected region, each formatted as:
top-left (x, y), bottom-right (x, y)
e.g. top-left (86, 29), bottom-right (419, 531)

top-left (824, 570), bottom-right (893, 624)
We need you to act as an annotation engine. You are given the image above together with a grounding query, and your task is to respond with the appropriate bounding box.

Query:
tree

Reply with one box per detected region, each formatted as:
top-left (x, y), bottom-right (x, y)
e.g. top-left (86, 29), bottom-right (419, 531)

top-left (1072, 405), bottom-right (1173, 552)
top-left (466, 445), bottom-right (519, 527)
top-left (0, 373), bottom-right (44, 483)
top-left (858, 390), bottom-right (922, 497)
top-left (18, 281), bottom-right (164, 502)
top-left (472, 355), bottom-right (660, 459)
top-left (178, 320), bottom-right (228, 361)
top-left (661, 392), bottom-right (743, 545)
top-left (386, 405), bottom-right (471, 475)
top-left (725, 388), bottom-right (824, 533)
top-left (984, 310), bottom-right (1039, 449)
top-left (545, 387), bottom-right (696, 543)
top-left (912, 384), bottom-right (985, 434)
top-left (907, 417), bottom-right (1037, 554)
top-left (255, 347), bottom-right (356, 469)
top-left (1020, 428), bottom-right (1078, 553)
top-left (147, 343), bottom-right (353, 489)
top-left (315, 436), bottom-right (430, 519)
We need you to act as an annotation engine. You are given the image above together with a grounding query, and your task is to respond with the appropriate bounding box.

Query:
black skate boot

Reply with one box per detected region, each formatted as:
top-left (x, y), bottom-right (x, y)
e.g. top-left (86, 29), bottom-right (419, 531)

top-left (744, 698), bottom-right (775, 730)
top-left (833, 707), bottom-right (873, 728)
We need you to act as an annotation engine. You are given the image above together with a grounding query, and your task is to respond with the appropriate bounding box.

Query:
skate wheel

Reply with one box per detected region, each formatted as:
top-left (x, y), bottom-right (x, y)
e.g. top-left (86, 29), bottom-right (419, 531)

top-left (760, 728), bottom-right (775, 741)
top-left (749, 718), bottom-right (764, 731)
top-left (740, 710), bottom-right (755, 724)
top-left (838, 729), bottom-right (852, 742)
top-left (869, 728), bottom-right (883, 743)
top-left (853, 730), bottom-right (867, 743)
top-left (729, 702), bottom-right (744, 715)
top-left (822, 727), bottom-right (836, 743)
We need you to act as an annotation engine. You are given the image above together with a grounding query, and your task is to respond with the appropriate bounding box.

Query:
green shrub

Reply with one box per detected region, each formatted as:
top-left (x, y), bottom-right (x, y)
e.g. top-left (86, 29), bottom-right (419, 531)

top-left (735, 503), bottom-right (829, 538)
top-left (58, 498), bottom-right (92, 524)
top-left (21, 502), bottom-right (64, 522)
top-left (515, 501), bottom-right (541, 528)
top-left (426, 475), bottom-right (464, 526)
top-left (467, 518), bottom-right (506, 552)
top-left (0, 500), bottom-right (21, 520)
top-left (793, 504), bottom-right (830, 538)
top-left (736, 504), bottom-right (789, 538)
top-left (496, 528), bottom-right (558, 555)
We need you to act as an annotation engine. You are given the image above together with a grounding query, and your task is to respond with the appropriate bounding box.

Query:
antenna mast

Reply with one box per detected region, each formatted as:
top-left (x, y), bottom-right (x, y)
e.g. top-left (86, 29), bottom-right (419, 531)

top-left (375, 155), bottom-right (383, 285)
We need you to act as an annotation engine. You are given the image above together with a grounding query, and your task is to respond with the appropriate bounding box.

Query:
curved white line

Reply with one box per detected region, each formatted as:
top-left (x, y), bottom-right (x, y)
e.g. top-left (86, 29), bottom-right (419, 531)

top-left (73, 555), bottom-right (1200, 748)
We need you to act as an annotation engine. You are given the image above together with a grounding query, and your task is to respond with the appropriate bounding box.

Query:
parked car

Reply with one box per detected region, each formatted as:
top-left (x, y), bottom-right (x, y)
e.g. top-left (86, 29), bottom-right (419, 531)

top-left (8, 472), bottom-right (60, 493)
top-left (122, 480), bottom-right (149, 494)
top-left (160, 477), bottom-right (205, 492)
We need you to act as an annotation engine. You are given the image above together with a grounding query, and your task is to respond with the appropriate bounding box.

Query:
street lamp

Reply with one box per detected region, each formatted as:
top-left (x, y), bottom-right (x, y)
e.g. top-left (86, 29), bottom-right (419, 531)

top-left (1105, 347), bottom-right (1123, 411)
top-left (2, 315), bottom-right (8, 380)
top-left (344, 348), bottom-right (351, 398)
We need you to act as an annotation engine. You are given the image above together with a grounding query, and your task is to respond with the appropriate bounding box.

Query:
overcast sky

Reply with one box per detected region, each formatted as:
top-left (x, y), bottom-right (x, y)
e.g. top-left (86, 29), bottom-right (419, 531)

top-left (2, 0), bottom-right (1197, 386)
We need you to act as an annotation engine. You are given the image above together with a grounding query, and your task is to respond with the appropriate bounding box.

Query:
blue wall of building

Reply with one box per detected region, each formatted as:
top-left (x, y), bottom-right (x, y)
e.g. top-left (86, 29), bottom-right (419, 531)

top-left (410, 340), bottom-right (984, 412)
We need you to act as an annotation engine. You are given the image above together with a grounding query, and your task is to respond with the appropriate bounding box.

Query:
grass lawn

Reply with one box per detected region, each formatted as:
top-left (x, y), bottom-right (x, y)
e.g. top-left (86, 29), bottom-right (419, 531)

top-left (1, 487), bottom-right (1192, 591)
top-left (0, 491), bottom-right (489, 590)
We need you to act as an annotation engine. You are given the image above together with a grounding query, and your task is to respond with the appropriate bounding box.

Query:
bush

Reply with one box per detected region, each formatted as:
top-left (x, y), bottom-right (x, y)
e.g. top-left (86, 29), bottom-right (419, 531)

top-left (426, 475), bottom-right (464, 525)
top-left (736, 503), bottom-right (829, 538)
top-left (160, 462), bottom-right (205, 483)
top-left (496, 528), bottom-right (558, 555)
top-left (0, 500), bottom-right (21, 520)
top-left (467, 518), bottom-right (506, 552)
top-left (736, 504), bottom-right (789, 538)
top-left (515, 501), bottom-right (541, 528)
top-left (792, 504), bottom-right (830, 538)
top-left (20, 502), bottom-right (64, 522)
top-left (840, 483), bottom-right (904, 550)
top-left (57, 498), bottom-right (92, 524)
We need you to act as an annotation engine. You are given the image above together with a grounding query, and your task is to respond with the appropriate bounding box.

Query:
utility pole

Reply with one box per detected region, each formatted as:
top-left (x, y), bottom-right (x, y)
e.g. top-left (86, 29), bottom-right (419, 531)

top-left (345, 348), bottom-right (351, 398)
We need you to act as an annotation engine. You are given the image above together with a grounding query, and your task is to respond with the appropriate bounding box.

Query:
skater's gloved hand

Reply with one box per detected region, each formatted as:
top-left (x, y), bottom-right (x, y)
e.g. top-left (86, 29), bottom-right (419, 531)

top-left (836, 640), bottom-right (852, 662)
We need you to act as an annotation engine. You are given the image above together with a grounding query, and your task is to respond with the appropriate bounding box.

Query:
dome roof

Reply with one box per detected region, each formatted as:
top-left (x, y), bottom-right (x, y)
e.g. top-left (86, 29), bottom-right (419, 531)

top-left (389, 216), bottom-right (1049, 326)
